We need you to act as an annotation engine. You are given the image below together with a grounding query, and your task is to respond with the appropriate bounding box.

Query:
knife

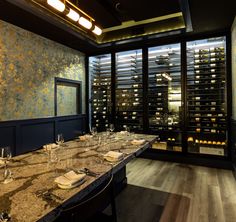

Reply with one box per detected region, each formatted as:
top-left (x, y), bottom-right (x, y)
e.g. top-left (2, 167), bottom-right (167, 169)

top-left (78, 168), bottom-right (99, 177)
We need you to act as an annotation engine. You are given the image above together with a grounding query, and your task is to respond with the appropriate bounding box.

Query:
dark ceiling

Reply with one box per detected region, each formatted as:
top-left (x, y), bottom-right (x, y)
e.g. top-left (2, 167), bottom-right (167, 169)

top-left (70, 0), bottom-right (182, 28)
top-left (0, 0), bottom-right (235, 54)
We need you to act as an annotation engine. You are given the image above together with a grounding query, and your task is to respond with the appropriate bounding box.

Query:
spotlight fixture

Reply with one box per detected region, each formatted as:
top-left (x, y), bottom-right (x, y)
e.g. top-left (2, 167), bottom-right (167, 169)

top-left (47, 0), bottom-right (65, 12)
top-left (66, 8), bottom-right (80, 21)
top-left (79, 16), bottom-right (92, 29)
top-left (32, 0), bottom-right (103, 36)
top-left (93, 25), bottom-right (103, 35)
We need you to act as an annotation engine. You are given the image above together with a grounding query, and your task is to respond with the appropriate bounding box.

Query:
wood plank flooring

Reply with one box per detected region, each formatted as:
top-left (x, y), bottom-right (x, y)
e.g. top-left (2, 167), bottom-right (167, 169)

top-left (113, 158), bottom-right (236, 222)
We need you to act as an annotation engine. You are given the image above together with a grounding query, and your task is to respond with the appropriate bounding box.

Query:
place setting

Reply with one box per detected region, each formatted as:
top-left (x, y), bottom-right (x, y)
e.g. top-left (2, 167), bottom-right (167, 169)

top-left (54, 170), bottom-right (87, 189)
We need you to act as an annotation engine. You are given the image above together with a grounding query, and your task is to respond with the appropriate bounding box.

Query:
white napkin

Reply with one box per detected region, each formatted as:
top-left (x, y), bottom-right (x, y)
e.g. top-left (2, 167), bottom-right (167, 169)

top-left (131, 139), bottom-right (146, 145)
top-left (104, 151), bottom-right (124, 162)
top-left (54, 171), bottom-right (86, 188)
top-left (79, 135), bottom-right (92, 141)
top-left (0, 158), bottom-right (5, 166)
top-left (43, 143), bottom-right (59, 151)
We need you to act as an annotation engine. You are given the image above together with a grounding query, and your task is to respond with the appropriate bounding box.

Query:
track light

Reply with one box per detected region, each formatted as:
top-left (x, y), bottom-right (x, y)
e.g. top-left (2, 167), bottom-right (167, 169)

top-left (66, 8), bottom-right (80, 21)
top-left (79, 17), bottom-right (92, 29)
top-left (36, 0), bottom-right (103, 35)
top-left (92, 25), bottom-right (102, 36)
top-left (47, 0), bottom-right (65, 12)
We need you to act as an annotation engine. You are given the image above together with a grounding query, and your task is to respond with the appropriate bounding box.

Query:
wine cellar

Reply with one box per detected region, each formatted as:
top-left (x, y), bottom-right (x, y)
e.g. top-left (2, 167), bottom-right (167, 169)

top-left (89, 54), bottom-right (112, 131)
top-left (89, 36), bottom-right (229, 157)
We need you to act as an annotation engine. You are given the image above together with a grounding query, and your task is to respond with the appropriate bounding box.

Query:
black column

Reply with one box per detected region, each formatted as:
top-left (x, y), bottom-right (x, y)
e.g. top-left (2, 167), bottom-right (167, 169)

top-left (142, 47), bottom-right (149, 133)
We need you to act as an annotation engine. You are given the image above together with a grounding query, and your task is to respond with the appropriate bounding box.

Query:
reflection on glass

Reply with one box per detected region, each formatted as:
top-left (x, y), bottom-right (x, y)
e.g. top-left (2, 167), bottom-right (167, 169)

top-left (148, 43), bottom-right (182, 152)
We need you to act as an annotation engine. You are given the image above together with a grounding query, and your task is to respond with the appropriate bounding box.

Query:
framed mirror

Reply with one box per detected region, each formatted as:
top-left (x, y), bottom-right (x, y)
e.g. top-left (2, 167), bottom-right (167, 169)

top-left (55, 77), bottom-right (82, 116)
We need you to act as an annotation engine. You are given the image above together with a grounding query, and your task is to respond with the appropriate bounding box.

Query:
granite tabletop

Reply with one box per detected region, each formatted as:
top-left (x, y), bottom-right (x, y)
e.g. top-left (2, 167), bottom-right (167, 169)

top-left (0, 133), bottom-right (157, 222)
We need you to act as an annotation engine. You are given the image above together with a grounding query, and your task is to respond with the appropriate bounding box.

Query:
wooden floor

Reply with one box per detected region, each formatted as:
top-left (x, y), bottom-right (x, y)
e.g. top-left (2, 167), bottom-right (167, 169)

top-left (113, 158), bottom-right (236, 222)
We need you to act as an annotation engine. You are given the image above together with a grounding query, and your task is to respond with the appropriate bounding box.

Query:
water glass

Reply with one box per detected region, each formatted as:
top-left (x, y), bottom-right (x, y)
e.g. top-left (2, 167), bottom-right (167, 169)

top-left (91, 127), bottom-right (97, 136)
top-left (1, 146), bottom-right (13, 184)
top-left (109, 124), bottom-right (115, 133)
top-left (56, 134), bottom-right (64, 146)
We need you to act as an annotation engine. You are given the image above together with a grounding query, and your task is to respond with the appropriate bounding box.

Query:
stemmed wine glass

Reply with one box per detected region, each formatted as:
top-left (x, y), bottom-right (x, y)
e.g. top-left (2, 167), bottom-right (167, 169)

top-left (90, 127), bottom-right (97, 136)
top-left (56, 134), bottom-right (64, 146)
top-left (1, 146), bottom-right (13, 184)
top-left (109, 124), bottom-right (115, 133)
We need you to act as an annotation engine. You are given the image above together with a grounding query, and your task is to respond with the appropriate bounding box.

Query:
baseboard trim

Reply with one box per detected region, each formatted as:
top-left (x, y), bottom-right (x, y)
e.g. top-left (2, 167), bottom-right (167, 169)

top-left (140, 149), bottom-right (232, 170)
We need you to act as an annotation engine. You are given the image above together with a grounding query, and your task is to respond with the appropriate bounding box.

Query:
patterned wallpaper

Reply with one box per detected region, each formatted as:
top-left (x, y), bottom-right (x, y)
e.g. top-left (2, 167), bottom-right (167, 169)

top-left (0, 20), bottom-right (86, 121)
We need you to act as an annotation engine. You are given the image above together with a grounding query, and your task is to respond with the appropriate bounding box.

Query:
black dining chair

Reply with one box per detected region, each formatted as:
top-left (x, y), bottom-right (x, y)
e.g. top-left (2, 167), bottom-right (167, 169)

top-left (55, 175), bottom-right (117, 222)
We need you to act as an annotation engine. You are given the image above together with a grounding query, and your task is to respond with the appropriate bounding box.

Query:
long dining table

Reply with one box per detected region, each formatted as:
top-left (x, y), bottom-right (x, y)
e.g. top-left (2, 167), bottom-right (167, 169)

top-left (0, 132), bottom-right (157, 222)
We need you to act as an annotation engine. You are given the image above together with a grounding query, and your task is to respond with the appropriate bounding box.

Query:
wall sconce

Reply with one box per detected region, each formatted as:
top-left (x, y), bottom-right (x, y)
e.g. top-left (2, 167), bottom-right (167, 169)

top-left (47, 0), bottom-right (65, 12)
top-left (33, 0), bottom-right (102, 36)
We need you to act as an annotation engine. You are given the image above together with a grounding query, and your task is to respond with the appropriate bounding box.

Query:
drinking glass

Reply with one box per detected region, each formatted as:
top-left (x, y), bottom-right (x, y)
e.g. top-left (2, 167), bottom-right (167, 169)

top-left (47, 147), bottom-right (60, 178)
top-left (109, 124), bottom-right (115, 133)
top-left (56, 134), bottom-right (64, 146)
top-left (124, 126), bottom-right (130, 136)
top-left (1, 146), bottom-right (13, 184)
top-left (106, 128), bottom-right (111, 136)
top-left (91, 127), bottom-right (97, 136)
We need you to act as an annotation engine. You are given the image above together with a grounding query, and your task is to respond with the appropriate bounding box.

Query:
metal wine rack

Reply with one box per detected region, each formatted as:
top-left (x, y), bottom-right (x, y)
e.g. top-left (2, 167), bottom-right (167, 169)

top-left (148, 43), bottom-right (182, 152)
top-left (89, 54), bottom-right (112, 131)
top-left (186, 37), bottom-right (227, 156)
top-left (115, 49), bottom-right (143, 132)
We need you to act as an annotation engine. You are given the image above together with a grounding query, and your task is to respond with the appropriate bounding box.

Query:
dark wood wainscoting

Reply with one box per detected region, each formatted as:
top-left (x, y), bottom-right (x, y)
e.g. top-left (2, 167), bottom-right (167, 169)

top-left (0, 115), bottom-right (86, 156)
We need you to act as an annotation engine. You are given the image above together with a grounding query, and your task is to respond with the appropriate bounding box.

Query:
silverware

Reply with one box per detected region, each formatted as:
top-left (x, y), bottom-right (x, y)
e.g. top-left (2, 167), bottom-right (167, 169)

top-left (78, 168), bottom-right (99, 177)
top-left (35, 189), bottom-right (63, 202)
top-left (0, 212), bottom-right (11, 222)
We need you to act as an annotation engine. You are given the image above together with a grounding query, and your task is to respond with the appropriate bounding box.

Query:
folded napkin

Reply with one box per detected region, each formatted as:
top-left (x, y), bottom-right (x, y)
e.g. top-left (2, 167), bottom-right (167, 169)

top-left (119, 131), bottom-right (127, 134)
top-left (0, 158), bottom-right (5, 166)
top-left (54, 171), bottom-right (86, 189)
top-left (131, 139), bottom-right (146, 145)
top-left (43, 143), bottom-right (59, 151)
top-left (104, 151), bottom-right (124, 162)
top-left (79, 135), bottom-right (92, 141)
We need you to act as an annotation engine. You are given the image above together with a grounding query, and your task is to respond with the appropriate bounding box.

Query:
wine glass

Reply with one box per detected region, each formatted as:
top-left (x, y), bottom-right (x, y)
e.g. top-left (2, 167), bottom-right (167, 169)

top-left (90, 127), bottom-right (97, 136)
top-left (109, 124), bottom-right (115, 133)
top-left (56, 134), bottom-right (64, 146)
top-left (1, 146), bottom-right (13, 184)
top-left (124, 126), bottom-right (130, 133)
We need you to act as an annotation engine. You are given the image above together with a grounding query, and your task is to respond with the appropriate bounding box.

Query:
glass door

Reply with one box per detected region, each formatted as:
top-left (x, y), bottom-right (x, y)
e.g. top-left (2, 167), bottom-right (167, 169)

top-left (89, 54), bottom-right (112, 131)
top-left (148, 43), bottom-right (182, 152)
top-left (115, 49), bottom-right (143, 132)
top-left (186, 37), bottom-right (227, 156)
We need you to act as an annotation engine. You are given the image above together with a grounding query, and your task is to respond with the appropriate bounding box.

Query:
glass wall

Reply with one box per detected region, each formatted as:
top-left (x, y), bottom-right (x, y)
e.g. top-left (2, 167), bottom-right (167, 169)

top-left (88, 35), bottom-right (228, 156)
